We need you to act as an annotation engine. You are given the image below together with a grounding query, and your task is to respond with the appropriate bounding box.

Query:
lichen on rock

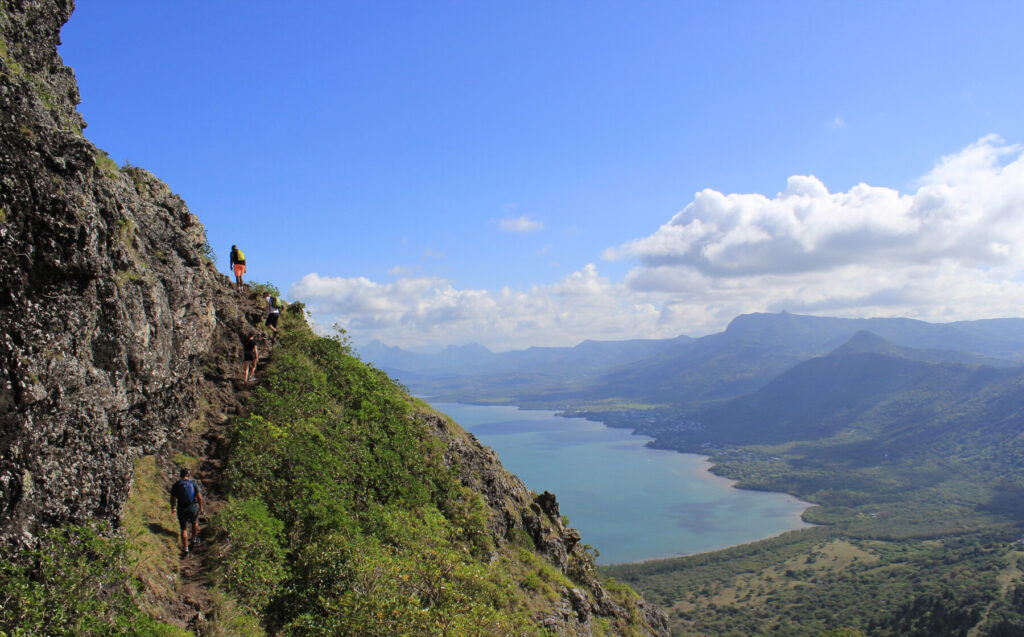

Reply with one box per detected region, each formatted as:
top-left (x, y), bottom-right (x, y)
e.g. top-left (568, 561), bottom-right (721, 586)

top-left (0, 0), bottom-right (233, 544)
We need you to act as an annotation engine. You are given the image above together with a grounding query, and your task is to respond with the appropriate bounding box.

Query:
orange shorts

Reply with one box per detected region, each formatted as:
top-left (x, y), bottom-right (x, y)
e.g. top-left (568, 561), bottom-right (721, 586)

top-left (233, 263), bottom-right (246, 277)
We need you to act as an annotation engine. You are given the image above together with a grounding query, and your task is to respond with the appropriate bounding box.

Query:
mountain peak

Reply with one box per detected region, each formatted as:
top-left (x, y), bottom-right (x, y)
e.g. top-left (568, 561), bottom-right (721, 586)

top-left (829, 330), bottom-right (900, 357)
top-left (441, 342), bottom-right (493, 354)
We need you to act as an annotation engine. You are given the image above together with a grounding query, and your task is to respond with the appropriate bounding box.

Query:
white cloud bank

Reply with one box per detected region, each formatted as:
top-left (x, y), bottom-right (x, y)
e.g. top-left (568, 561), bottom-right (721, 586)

top-left (292, 136), bottom-right (1024, 350)
top-left (291, 265), bottom-right (670, 350)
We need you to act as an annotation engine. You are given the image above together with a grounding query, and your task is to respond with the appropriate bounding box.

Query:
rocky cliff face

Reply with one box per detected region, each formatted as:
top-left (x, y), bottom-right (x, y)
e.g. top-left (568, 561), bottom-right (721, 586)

top-left (430, 412), bottom-right (670, 633)
top-left (0, 0), bottom-right (239, 543)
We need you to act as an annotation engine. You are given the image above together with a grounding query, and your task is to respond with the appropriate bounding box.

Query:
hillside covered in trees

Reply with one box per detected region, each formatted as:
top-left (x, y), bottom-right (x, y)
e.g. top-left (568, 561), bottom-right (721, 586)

top-left (599, 331), bottom-right (1024, 635)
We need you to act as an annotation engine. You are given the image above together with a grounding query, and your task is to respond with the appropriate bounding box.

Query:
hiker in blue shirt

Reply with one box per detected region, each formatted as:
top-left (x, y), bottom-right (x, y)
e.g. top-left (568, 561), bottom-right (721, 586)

top-left (170, 468), bottom-right (204, 555)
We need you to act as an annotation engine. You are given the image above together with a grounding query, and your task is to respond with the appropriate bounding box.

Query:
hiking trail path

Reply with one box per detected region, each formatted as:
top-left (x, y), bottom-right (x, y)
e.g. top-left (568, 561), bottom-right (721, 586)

top-left (156, 284), bottom-right (275, 633)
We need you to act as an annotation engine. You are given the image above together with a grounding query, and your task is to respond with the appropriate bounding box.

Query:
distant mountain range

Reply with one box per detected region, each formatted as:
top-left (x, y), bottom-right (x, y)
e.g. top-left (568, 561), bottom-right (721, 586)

top-left (358, 312), bottom-right (1024, 410)
top-left (359, 335), bottom-right (689, 375)
top-left (681, 331), bottom-right (1024, 446)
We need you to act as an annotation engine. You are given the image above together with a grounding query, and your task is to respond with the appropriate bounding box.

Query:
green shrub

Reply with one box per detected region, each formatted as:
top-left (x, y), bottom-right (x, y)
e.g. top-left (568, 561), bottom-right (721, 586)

top-left (205, 588), bottom-right (267, 637)
top-left (95, 149), bottom-right (120, 179)
top-left (200, 235), bottom-right (217, 264)
top-left (250, 281), bottom-right (281, 298)
top-left (209, 499), bottom-right (286, 613)
top-left (0, 525), bottom-right (186, 636)
top-left (522, 572), bottom-right (544, 592)
top-left (278, 509), bottom-right (533, 636)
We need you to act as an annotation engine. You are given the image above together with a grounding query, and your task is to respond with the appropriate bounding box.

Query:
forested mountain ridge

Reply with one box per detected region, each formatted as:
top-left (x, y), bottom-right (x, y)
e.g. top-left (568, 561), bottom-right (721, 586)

top-left (678, 333), bottom-right (1024, 446)
top-left (0, 2), bottom-right (668, 634)
top-left (605, 333), bottom-right (1024, 635)
top-left (826, 329), bottom-right (1011, 366)
top-left (610, 330), bottom-right (1024, 535)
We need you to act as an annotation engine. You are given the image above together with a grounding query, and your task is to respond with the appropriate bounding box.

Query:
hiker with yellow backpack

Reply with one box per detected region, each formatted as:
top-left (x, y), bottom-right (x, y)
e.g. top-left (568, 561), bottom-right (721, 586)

top-left (229, 245), bottom-right (246, 292)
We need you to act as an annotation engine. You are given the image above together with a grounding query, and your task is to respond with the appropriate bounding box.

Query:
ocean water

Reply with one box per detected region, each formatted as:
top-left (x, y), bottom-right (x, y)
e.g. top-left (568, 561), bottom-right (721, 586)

top-left (435, 402), bottom-right (811, 565)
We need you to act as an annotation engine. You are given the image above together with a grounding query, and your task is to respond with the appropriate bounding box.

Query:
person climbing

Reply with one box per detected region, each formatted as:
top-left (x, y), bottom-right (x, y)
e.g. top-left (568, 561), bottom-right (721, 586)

top-left (265, 293), bottom-right (282, 341)
top-left (229, 244), bottom-right (246, 292)
top-left (243, 332), bottom-right (259, 383)
top-left (169, 468), bottom-right (204, 555)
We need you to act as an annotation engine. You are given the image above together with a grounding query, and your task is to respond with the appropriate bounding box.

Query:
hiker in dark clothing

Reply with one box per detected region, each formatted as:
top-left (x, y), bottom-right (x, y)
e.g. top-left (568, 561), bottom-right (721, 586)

top-left (243, 332), bottom-right (259, 384)
top-left (265, 293), bottom-right (281, 341)
top-left (229, 245), bottom-right (246, 292)
top-left (170, 468), bottom-right (204, 555)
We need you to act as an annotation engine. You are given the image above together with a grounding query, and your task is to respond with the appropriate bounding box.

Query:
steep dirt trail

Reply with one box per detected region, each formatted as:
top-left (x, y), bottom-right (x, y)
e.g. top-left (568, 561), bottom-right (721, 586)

top-left (162, 284), bottom-right (276, 633)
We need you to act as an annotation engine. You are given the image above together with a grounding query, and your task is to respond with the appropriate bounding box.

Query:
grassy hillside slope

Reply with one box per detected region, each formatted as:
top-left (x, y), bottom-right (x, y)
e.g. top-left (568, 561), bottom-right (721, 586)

top-left (1, 303), bottom-right (667, 636)
top-left (212, 309), bottom-right (665, 635)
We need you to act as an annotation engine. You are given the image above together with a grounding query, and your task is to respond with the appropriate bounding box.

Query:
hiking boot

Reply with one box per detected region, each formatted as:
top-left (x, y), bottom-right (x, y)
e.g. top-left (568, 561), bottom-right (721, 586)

top-left (190, 537), bottom-right (201, 549)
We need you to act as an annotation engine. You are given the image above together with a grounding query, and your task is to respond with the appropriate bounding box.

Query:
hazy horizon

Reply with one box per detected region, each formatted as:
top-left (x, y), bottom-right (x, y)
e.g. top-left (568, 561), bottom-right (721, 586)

top-left (356, 310), bottom-right (1024, 355)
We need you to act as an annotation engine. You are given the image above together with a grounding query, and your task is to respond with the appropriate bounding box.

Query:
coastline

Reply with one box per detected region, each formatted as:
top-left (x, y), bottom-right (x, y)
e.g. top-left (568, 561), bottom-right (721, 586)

top-left (433, 400), bottom-right (815, 564)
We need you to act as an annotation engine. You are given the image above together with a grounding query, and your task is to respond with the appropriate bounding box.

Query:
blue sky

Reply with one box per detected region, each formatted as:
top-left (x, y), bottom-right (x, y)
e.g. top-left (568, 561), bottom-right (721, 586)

top-left (60, 2), bottom-right (1024, 350)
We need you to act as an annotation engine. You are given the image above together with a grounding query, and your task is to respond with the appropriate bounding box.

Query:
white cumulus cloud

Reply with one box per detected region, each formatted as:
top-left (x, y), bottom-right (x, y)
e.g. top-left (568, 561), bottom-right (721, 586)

top-left (499, 216), bottom-right (545, 233)
top-left (606, 135), bottom-right (1024, 277)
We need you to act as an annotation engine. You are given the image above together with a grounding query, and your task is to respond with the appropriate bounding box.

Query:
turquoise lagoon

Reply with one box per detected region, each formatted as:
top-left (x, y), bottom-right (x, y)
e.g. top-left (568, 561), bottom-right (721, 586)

top-left (435, 402), bottom-right (811, 565)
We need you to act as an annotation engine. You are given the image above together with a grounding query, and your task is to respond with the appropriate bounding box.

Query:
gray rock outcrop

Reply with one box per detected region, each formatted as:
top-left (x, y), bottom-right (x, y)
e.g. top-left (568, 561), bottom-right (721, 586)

top-left (0, 0), bottom-right (237, 543)
top-left (428, 412), bottom-right (671, 636)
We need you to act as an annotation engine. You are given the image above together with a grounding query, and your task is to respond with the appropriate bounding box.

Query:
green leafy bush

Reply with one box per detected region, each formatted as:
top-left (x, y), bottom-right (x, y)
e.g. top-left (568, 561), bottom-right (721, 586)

top-left (95, 149), bottom-right (120, 179)
top-left (0, 525), bottom-right (186, 636)
top-left (250, 281), bottom-right (281, 298)
top-left (200, 235), bottom-right (217, 264)
top-left (209, 499), bottom-right (287, 613)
